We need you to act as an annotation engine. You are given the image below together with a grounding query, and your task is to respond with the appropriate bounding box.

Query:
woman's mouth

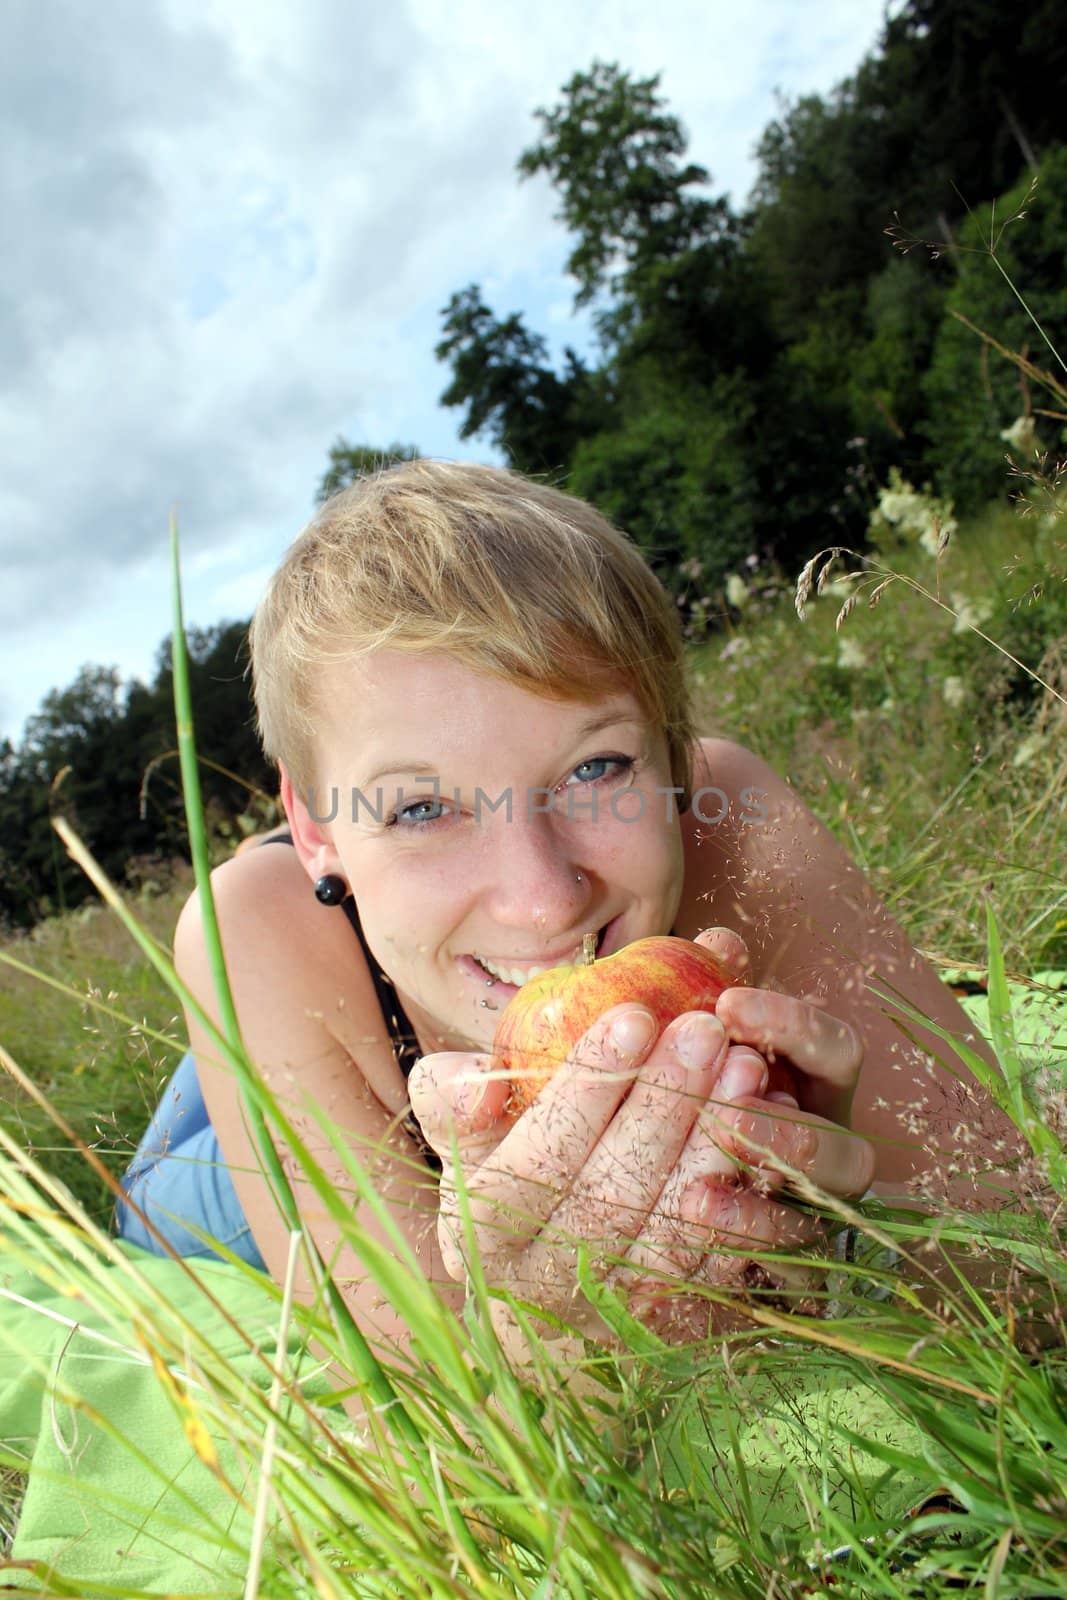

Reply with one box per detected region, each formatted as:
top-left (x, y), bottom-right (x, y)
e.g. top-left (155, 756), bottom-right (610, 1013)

top-left (462, 923), bottom-right (612, 994)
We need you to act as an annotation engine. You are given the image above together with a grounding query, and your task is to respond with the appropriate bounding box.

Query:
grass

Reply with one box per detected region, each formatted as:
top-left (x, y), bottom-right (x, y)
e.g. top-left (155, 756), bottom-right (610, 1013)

top-left (0, 873), bottom-right (190, 1219)
top-left (0, 485), bottom-right (1064, 1595)
top-left (692, 495), bottom-right (1067, 972)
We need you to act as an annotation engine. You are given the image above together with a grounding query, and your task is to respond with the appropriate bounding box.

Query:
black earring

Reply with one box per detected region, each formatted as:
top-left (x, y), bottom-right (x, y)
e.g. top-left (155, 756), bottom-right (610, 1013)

top-left (314, 874), bottom-right (347, 906)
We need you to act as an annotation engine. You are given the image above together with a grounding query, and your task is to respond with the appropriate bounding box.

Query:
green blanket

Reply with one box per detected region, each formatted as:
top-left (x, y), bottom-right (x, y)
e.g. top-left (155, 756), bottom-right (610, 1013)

top-left (2, 981), bottom-right (1064, 1594)
top-left (0, 1247), bottom-right (338, 1594)
top-left (0, 1246), bottom-right (932, 1594)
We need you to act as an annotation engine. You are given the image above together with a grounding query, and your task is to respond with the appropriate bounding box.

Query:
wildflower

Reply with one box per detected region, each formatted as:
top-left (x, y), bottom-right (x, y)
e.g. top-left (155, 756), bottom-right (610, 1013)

top-left (837, 637), bottom-right (868, 670)
top-left (871, 467), bottom-right (957, 556)
top-left (950, 592), bottom-right (994, 635)
top-left (679, 557), bottom-right (703, 582)
top-left (919, 509), bottom-right (956, 557)
top-left (942, 675), bottom-right (966, 708)
top-left (1013, 732), bottom-right (1044, 767)
top-left (720, 636), bottom-right (750, 662)
top-left (725, 573), bottom-right (750, 609)
top-left (1000, 414), bottom-right (1038, 457)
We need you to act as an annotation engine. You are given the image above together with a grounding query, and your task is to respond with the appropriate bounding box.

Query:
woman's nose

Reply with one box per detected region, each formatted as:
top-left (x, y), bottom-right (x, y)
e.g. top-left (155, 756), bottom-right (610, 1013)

top-left (480, 814), bottom-right (593, 934)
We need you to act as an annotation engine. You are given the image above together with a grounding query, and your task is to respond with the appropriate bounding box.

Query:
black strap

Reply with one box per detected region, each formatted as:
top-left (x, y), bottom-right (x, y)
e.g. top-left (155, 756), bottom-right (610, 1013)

top-left (339, 898), bottom-right (423, 1081)
top-left (262, 830), bottom-right (439, 1169)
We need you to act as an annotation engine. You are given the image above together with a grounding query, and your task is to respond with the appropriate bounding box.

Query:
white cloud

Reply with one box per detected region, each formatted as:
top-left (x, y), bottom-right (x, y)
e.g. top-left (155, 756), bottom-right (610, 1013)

top-left (0, 0), bottom-right (886, 742)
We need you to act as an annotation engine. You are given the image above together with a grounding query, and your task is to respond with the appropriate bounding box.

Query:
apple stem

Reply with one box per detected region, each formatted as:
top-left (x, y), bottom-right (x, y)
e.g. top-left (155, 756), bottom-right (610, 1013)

top-left (582, 932), bottom-right (597, 966)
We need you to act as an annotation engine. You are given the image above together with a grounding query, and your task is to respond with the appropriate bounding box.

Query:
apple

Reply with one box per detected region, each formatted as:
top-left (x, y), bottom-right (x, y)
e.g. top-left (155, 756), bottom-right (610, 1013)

top-left (492, 934), bottom-right (736, 1113)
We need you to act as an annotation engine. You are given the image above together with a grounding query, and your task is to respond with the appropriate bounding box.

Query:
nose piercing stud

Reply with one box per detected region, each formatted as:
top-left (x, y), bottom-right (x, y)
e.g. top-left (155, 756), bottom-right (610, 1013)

top-left (575, 871), bottom-right (584, 884)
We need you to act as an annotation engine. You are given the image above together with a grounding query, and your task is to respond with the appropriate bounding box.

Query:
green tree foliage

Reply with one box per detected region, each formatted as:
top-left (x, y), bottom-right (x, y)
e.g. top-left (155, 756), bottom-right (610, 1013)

top-left (435, 286), bottom-right (606, 474)
top-left (0, 623), bottom-right (273, 930)
top-left (434, 4), bottom-right (1067, 588)
top-left (922, 151), bottom-right (1067, 507)
top-left (568, 374), bottom-right (757, 582)
top-left (318, 440), bottom-right (420, 503)
top-left (517, 61), bottom-right (733, 313)
top-left (437, 66), bottom-right (786, 581)
top-left (875, 0), bottom-right (1067, 212)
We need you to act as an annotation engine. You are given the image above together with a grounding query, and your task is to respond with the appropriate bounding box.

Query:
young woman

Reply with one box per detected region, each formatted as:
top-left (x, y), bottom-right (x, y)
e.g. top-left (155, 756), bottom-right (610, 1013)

top-left (118, 460), bottom-right (999, 1348)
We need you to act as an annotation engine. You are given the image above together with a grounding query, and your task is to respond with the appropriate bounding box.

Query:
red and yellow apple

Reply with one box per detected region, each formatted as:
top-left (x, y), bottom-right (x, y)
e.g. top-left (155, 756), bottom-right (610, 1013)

top-left (492, 934), bottom-right (735, 1112)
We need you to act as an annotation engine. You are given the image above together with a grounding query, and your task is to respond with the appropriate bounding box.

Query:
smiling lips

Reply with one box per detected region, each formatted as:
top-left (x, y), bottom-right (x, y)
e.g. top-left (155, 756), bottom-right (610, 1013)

top-left (470, 929), bottom-right (605, 988)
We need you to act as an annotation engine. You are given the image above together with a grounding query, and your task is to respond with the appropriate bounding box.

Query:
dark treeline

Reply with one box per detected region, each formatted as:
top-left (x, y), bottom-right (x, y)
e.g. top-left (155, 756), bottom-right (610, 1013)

top-left (0, 628), bottom-right (274, 928)
top-left (433, 0), bottom-right (1067, 587)
top-left (3, 0), bottom-right (1066, 930)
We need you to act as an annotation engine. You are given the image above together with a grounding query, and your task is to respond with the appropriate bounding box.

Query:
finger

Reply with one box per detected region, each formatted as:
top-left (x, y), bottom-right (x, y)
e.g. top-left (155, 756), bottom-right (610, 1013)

top-left (621, 1184), bottom-right (825, 1330)
top-left (694, 926), bottom-right (751, 980)
top-left (634, 1050), bottom-right (767, 1207)
top-left (692, 1186), bottom-right (826, 1303)
top-left (407, 1051), bottom-right (510, 1165)
top-left (706, 1099), bottom-right (876, 1198)
top-left (585, 1049), bottom-right (777, 1299)
top-left (459, 1005), bottom-right (658, 1262)
top-left (496, 1032), bottom-right (763, 1316)
top-left (528, 1011), bottom-right (733, 1253)
top-left (714, 987), bottom-right (863, 1094)
top-left (613, 1043), bottom-right (771, 1238)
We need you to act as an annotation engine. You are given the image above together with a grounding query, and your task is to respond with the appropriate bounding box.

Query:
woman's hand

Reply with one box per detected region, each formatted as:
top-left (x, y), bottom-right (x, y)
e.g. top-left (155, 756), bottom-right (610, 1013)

top-left (407, 972), bottom-right (873, 1339)
top-left (693, 927), bottom-right (876, 1199)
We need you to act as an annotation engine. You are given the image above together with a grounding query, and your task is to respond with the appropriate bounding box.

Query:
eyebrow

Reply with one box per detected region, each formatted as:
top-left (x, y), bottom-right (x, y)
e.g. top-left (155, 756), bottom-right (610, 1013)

top-left (357, 702), bottom-right (645, 791)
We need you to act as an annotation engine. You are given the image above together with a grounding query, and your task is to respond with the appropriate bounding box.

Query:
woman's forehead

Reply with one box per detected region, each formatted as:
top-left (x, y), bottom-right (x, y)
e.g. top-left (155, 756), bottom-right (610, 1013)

top-left (321, 648), bottom-right (638, 713)
top-left (313, 649), bottom-right (651, 771)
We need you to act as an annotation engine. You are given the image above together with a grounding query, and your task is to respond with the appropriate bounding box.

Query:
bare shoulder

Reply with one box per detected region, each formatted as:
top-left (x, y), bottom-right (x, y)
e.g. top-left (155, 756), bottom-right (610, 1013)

top-left (174, 840), bottom-right (346, 996)
top-left (690, 736), bottom-right (800, 814)
top-left (678, 736), bottom-right (881, 971)
top-left (173, 844), bottom-right (407, 1112)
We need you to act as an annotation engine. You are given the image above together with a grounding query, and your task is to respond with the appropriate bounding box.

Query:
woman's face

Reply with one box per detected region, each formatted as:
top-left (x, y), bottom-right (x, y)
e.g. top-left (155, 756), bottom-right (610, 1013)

top-left (293, 650), bottom-right (686, 1055)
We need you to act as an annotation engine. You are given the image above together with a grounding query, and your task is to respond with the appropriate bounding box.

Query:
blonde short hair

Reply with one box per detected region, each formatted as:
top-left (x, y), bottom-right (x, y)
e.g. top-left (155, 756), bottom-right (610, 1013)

top-left (250, 460), bottom-right (694, 801)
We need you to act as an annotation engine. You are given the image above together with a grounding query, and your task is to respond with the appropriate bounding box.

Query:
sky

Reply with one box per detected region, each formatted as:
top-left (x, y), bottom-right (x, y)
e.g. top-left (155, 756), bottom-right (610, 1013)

top-left (0, 0), bottom-right (890, 744)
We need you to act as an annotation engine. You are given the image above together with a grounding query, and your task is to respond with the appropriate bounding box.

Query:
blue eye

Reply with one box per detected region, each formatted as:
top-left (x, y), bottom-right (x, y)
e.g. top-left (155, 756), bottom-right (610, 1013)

top-left (565, 755), bottom-right (634, 787)
top-left (393, 798), bottom-right (447, 827)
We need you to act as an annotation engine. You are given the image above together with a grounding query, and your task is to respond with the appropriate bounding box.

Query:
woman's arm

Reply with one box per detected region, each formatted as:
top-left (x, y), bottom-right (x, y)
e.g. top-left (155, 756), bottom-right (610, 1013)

top-left (679, 739), bottom-right (1017, 1195)
top-left (172, 844), bottom-right (461, 1351)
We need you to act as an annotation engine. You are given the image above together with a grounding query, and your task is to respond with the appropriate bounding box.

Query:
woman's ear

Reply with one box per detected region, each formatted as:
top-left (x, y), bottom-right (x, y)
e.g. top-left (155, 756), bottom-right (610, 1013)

top-left (279, 763), bottom-right (345, 884)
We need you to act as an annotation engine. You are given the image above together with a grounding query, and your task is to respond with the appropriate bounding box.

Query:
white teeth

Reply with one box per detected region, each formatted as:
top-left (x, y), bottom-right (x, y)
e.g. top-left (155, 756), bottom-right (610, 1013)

top-left (473, 944), bottom-right (585, 987)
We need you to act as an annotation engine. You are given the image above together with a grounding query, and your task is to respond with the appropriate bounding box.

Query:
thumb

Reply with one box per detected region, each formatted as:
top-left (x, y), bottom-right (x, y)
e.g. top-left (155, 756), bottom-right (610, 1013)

top-left (694, 926), bottom-right (752, 982)
top-left (407, 1051), bottom-right (510, 1164)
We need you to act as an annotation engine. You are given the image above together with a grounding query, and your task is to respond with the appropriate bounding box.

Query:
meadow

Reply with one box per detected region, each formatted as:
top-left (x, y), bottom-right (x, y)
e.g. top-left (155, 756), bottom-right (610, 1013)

top-left (0, 482), bottom-right (1064, 1595)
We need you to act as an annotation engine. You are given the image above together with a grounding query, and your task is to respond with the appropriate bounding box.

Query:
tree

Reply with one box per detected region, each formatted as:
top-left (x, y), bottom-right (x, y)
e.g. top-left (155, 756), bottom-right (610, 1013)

top-left (436, 285), bottom-right (604, 474)
top-left (875, 0), bottom-right (1067, 212)
top-left (518, 61), bottom-right (732, 313)
top-left (568, 374), bottom-right (757, 586)
top-left (922, 147), bottom-right (1067, 508)
top-left (0, 623), bottom-right (275, 929)
top-left (20, 665), bottom-right (124, 780)
top-left (317, 440), bottom-right (420, 503)
top-left (749, 0), bottom-right (1067, 347)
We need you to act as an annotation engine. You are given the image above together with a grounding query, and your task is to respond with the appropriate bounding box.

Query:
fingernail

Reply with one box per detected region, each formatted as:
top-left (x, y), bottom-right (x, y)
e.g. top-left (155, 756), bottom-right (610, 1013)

top-left (609, 1009), bottom-right (657, 1060)
top-left (452, 1073), bottom-right (489, 1120)
top-left (719, 1054), bottom-right (769, 1102)
top-left (741, 995), bottom-right (767, 1029)
top-left (674, 1013), bottom-right (725, 1070)
top-left (687, 1182), bottom-right (718, 1225)
top-left (765, 1091), bottom-right (799, 1108)
top-left (688, 1180), bottom-right (736, 1229)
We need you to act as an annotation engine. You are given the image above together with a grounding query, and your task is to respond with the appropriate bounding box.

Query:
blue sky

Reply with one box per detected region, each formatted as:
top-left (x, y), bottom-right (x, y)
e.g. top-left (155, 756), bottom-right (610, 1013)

top-left (0, 0), bottom-right (890, 742)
